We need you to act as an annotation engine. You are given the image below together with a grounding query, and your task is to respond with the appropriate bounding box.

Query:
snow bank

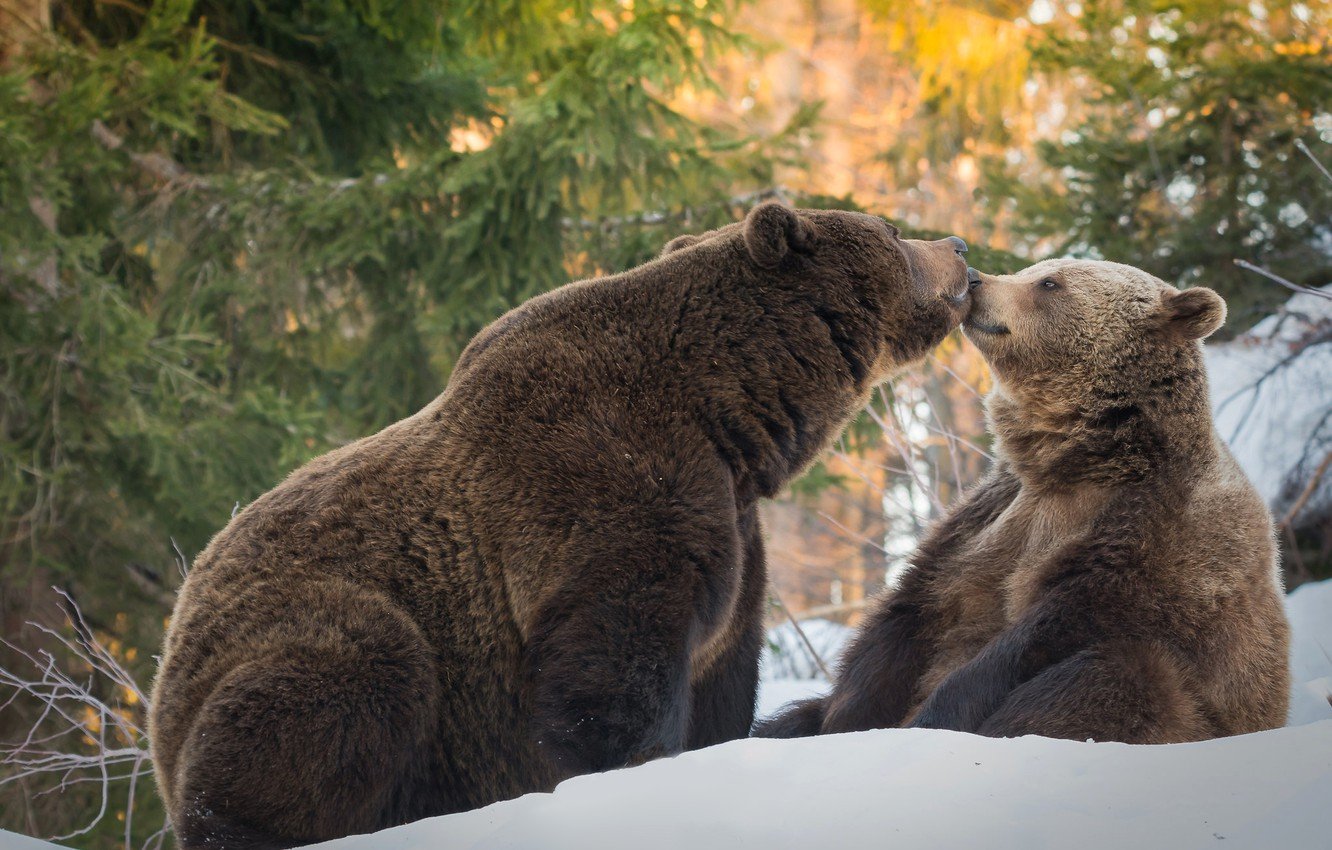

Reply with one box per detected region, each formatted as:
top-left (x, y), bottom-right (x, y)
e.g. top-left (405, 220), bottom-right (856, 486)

top-left (311, 721), bottom-right (1332, 850)
top-left (302, 579), bottom-right (1332, 850)
top-left (1286, 577), bottom-right (1332, 726)
top-left (0, 831), bottom-right (63, 850)
top-left (1206, 285), bottom-right (1332, 518)
top-left (4, 583), bottom-right (1329, 850)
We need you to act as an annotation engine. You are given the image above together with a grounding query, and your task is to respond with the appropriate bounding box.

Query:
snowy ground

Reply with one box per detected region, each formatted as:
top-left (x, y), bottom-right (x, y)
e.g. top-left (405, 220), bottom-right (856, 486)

top-left (319, 721), bottom-right (1331, 850)
top-left (300, 580), bottom-right (1332, 850)
top-left (1, 585), bottom-right (1329, 850)
top-left (1286, 577), bottom-right (1332, 726)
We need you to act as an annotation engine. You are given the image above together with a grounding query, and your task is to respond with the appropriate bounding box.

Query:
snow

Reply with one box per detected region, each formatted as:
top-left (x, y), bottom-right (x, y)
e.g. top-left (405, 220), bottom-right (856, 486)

top-left (1205, 285), bottom-right (1332, 518)
top-left (308, 722), bottom-right (1332, 850)
top-left (760, 617), bottom-right (851, 681)
top-left (3, 584), bottom-right (1329, 850)
top-left (1286, 577), bottom-right (1332, 726)
top-left (755, 617), bottom-right (843, 714)
top-left (301, 580), bottom-right (1332, 850)
top-left (0, 831), bottom-right (63, 850)
top-left (754, 676), bottom-right (830, 719)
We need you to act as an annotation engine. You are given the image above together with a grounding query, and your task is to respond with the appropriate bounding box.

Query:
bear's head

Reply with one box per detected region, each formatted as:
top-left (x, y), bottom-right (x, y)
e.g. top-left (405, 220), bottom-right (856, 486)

top-left (964, 259), bottom-right (1225, 390)
top-left (662, 202), bottom-right (974, 385)
top-left (964, 259), bottom-right (1226, 483)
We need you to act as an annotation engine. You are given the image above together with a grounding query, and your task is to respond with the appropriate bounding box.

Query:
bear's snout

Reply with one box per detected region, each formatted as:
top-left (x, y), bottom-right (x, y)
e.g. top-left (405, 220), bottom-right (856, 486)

top-left (902, 235), bottom-right (973, 308)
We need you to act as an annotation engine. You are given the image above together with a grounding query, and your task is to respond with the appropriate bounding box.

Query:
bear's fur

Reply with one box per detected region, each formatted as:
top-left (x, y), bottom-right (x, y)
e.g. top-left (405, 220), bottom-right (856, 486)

top-left (755, 259), bottom-right (1291, 743)
top-left (149, 203), bottom-right (973, 848)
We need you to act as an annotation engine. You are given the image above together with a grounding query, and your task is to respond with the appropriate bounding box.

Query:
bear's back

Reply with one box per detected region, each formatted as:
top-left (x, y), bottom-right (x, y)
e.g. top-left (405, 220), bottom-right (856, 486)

top-left (150, 243), bottom-right (755, 829)
top-left (151, 390), bottom-right (556, 822)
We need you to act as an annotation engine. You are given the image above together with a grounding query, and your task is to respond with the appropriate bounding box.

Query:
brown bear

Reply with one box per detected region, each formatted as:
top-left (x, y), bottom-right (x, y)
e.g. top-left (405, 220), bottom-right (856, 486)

top-left (755, 259), bottom-right (1291, 744)
top-left (149, 202), bottom-right (974, 848)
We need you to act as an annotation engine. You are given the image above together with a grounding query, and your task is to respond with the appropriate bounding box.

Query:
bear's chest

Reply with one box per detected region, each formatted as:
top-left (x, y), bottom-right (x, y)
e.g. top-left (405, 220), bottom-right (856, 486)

top-left (930, 490), bottom-right (1102, 646)
top-left (995, 501), bottom-right (1086, 621)
top-left (909, 492), bottom-right (1102, 711)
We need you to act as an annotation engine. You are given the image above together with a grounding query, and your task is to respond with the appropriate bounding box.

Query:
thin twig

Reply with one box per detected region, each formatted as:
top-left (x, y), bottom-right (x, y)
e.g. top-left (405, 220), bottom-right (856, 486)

top-left (1, 589), bottom-right (164, 845)
top-left (770, 589), bottom-right (832, 679)
top-left (91, 120), bottom-right (202, 187)
top-left (1282, 524), bottom-right (1312, 586)
top-left (817, 510), bottom-right (893, 555)
top-left (791, 599), bottom-right (870, 621)
top-left (1280, 449), bottom-right (1332, 530)
top-left (1294, 139), bottom-right (1332, 185)
top-left (1215, 323), bottom-right (1332, 443)
top-left (1233, 259), bottom-right (1332, 302)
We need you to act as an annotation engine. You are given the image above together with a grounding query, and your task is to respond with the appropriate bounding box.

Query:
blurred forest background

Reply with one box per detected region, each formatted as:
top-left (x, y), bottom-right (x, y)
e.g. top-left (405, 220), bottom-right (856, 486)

top-left (1, 0), bottom-right (1329, 846)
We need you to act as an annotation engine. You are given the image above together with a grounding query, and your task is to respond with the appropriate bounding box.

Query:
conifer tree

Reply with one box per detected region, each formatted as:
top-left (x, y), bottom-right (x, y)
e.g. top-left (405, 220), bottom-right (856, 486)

top-left (0, 2), bottom-right (792, 844)
top-left (988, 0), bottom-right (1332, 324)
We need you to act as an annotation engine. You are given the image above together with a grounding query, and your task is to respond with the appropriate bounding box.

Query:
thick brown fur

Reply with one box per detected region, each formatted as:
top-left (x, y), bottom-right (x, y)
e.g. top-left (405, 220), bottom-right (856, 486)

top-left (149, 203), bottom-right (973, 848)
top-left (755, 259), bottom-right (1291, 744)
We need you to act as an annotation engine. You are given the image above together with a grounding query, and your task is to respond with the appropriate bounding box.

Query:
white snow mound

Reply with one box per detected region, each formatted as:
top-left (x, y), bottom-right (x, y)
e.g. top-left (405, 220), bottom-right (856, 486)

top-left (4, 581), bottom-right (1331, 850)
top-left (1286, 576), bottom-right (1332, 725)
top-left (313, 721), bottom-right (1332, 850)
top-left (303, 579), bottom-right (1332, 850)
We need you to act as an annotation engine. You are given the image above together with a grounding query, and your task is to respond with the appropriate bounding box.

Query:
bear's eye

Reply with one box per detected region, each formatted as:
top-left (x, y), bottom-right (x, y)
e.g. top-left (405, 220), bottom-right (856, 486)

top-left (1038, 278), bottom-right (1060, 291)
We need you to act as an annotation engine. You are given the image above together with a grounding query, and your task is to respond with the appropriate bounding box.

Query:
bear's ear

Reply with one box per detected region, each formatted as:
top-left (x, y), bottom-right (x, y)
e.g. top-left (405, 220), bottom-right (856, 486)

top-left (660, 234), bottom-right (704, 257)
top-left (1161, 287), bottom-right (1226, 341)
top-left (743, 202), bottom-right (817, 268)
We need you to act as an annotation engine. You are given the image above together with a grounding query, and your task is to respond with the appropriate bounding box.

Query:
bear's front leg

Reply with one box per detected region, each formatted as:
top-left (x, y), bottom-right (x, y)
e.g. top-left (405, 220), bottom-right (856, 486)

top-left (524, 544), bottom-right (723, 777)
top-left (910, 580), bottom-right (1108, 733)
top-left (686, 506), bottom-right (767, 749)
top-left (808, 466), bottom-right (1021, 736)
top-left (908, 646), bottom-right (1017, 733)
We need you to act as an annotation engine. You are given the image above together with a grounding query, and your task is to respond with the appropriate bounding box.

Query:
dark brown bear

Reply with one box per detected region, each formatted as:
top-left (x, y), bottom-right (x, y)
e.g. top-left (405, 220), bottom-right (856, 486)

top-left (149, 202), bottom-right (973, 848)
top-left (756, 259), bottom-right (1290, 743)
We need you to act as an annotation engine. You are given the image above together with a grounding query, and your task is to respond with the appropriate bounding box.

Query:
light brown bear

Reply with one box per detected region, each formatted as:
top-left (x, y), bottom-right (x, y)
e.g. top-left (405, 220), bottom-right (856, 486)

top-left (756, 259), bottom-right (1291, 743)
top-left (149, 203), bottom-right (973, 849)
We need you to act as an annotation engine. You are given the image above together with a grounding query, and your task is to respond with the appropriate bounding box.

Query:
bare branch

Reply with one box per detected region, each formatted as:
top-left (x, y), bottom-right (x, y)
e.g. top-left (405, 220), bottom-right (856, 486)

top-left (91, 120), bottom-right (205, 189)
top-left (769, 589), bottom-right (831, 679)
top-left (1280, 449), bottom-right (1332, 530)
top-left (1215, 322), bottom-right (1332, 443)
top-left (1, 589), bottom-right (167, 847)
top-left (1294, 139), bottom-right (1332, 186)
top-left (790, 599), bottom-right (869, 621)
top-left (1233, 259), bottom-right (1332, 302)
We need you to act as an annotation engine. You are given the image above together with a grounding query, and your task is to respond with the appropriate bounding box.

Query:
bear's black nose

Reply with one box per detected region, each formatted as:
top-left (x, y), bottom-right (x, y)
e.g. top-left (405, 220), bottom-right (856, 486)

top-left (947, 236), bottom-right (968, 254)
top-left (967, 267), bottom-right (982, 288)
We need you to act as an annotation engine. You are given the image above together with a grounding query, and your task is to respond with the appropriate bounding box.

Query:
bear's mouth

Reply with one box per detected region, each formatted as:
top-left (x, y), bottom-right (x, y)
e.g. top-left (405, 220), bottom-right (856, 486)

top-left (944, 283), bottom-right (971, 306)
top-left (965, 317), bottom-right (1010, 335)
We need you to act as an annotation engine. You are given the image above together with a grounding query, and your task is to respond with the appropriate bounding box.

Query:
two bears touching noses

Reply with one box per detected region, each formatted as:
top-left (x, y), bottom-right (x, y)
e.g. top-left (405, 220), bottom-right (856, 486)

top-left (149, 202), bottom-right (1290, 849)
